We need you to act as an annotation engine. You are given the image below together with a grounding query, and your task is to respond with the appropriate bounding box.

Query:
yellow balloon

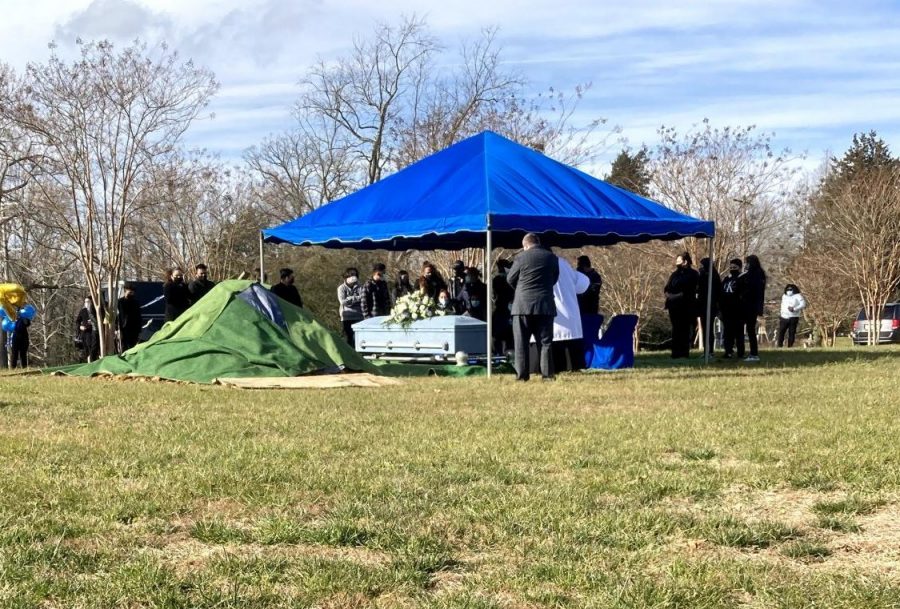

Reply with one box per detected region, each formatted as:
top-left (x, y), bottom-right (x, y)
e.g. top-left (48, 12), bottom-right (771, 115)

top-left (0, 283), bottom-right (27, 319)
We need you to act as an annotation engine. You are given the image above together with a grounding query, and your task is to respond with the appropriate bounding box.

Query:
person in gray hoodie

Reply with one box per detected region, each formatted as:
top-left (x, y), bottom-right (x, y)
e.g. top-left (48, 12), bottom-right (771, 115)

top-left (337, 267), bottom-right (363, 346)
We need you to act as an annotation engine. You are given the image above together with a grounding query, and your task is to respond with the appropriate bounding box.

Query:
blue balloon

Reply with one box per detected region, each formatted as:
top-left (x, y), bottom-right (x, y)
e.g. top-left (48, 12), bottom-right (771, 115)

top-left (19, 304), bottom-right (36, 320)
top-left (0, 308), bottom-right (7, 319)
top-left (1, 318), bottom-right (14, 333)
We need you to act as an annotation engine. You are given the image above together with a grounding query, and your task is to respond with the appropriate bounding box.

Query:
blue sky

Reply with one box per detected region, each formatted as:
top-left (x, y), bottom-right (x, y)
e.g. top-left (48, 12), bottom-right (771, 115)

top-left (2, 0), bottom-right (899, 174)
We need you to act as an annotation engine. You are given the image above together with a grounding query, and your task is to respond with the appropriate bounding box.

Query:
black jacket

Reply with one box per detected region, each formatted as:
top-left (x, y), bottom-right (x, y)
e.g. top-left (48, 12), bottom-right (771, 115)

top-left (492, 273), bottom-right (515, 316)
top-left (188, 278), bottom-right (216, 305)
top-left (117, 295), bottom-right (143, 341)
top-left (163, 280), bottom-right (191, 321)
top-left (507, 246), bottom-right (559, 316)
top-left (738, 268), bottom-right (767, 317)
top-left (719, 271), bottom-right (742, 318)
top-left (576, 267), bottom-right (603, 315)
top-left (458, 280), bottom-right (488, 321)
top-left (664, 266), bottom-right (700, 315)
top-left (697, 266), bottom-right (722, 317)
top-left (362, 279), bottom-right (391, 318)
top-left (271, 282), bottom-right (303, 308)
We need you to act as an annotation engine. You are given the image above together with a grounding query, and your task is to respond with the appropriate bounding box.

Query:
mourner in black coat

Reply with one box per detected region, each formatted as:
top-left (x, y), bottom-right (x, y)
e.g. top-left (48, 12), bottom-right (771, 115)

top-left (117, 282), bottom-right (144, 351)
top-left (664, 252), bottom-right (700, 359)
top-left (163, 269), bottom-right (191, 322)
top-left (507, 233), bottom-right (559, 381)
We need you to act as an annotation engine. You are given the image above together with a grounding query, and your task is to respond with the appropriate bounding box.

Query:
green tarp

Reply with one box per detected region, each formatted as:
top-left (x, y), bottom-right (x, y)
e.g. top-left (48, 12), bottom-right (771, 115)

top-left (51, 280), bottom-right (379, 383)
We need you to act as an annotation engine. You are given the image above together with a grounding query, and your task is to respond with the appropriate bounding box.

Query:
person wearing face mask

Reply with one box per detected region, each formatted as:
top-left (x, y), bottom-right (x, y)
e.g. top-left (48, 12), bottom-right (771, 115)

top-left (418, 262), bottom-right (447, 300)
top-left (187, 263), bottom-right (216, 306)
top-left (163, 268), bottom-right (191, 322)
top-left (719, 258), bottom-right (744, 359)
top-left (362, 263), bottom-right (391, 318)
top-left (337, 267), bottom-right (363, 346)
top-left (436, 288), bottom-right (459, 315)
top-left (271, 267), bottom-right (304, 308)
top-left (458, 267), bottom-right (487, 321)
top-left (449, 260), bottom-right (466, 300)
top-left (664, 251), bottom-right (700, 359)
top-left (75, 297), bottom-right (101, 362)
top-left (777, 284), bottom-right (806, 348)
top-left (491, 259), bottom-right (515, 355)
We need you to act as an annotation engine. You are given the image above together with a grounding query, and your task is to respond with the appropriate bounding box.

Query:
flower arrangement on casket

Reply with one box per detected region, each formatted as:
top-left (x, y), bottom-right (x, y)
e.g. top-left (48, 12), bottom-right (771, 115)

top-left (384, 291), bottom-right (448, 328)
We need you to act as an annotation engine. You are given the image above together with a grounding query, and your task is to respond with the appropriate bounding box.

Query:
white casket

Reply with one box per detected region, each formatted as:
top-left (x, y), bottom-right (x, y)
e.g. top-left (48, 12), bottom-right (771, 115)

top-left (352, 315), bottom-right (487, 356)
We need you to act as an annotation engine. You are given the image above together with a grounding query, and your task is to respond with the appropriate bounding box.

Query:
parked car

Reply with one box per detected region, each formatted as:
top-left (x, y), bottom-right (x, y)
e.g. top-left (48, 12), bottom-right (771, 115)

top-left (850, 303), bottom-right (900, 345)
top-left (118, 280), bottom-right (165, 346)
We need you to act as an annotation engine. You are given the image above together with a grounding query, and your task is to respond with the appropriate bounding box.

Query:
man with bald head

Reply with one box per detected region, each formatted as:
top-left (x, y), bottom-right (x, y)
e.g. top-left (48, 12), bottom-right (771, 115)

top-left (506, 233), bottom-right (559, 380)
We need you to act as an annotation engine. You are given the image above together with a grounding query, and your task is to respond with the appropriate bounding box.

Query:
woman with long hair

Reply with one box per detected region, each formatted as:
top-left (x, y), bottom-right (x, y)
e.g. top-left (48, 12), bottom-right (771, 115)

top-left (738, 254), bottom-right (767, 361)
top-left (663, 251), bottom-right (700, 358)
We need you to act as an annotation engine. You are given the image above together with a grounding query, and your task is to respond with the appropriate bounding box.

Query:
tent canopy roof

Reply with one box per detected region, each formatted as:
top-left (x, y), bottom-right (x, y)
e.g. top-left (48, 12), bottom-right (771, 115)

top-left (263, 131), bottom-right (714, 250)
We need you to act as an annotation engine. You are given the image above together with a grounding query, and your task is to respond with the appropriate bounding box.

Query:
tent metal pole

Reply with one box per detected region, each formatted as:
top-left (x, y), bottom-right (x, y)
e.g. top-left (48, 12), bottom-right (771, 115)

top-left (485, 226), bottom-right (493, 378)
top-left (258, 231), bottom-right (265, 285)
top-left (704, 236), bottom-right (714, 364)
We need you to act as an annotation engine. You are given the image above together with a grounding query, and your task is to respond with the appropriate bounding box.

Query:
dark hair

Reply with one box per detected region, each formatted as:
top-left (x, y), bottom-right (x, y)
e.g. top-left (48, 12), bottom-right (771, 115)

top-left (372, 263), bottom-right (386, 273)
top-left (466, 266), bottom-right (481, 277)
top-left (699, 257), bottom-right (711, 270)
top-left (279, 268), bottom-right (293, 280)
top-left (123, 282), bottom-right (136, 291)
top-left (452, 260), bottom-right (465, 270)
top-left (784, 283), bottom-right (800, 294)
top-left (679, 251), bottom-right (692, 266)
top-left (195, 263), bottom-right (208, 271)
top-left (576, 255), bottom-right (591, 268)
top-left (344, 267), bottom-right (358, 278)
top-left (745, 255), bottom-right (765, 277)
top-left (729, 258), bottom-right (743, 268)
top-left (399, 269), bottom-right (409, 277)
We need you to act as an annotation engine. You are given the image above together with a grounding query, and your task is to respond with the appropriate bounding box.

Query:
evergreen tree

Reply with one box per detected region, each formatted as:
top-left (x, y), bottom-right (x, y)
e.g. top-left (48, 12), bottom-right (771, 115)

top-left (606, 148), bottom-right (651, 197)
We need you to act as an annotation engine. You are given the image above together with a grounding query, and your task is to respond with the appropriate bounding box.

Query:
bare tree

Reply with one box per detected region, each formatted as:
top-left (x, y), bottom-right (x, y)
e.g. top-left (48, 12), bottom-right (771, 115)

top-left (649, 120), bottom-right (803, 266)
top-left (1, 39), bottom-right (217, 355)
top-left (787, 249), bottom-right (856, 346)
top-left (592, 243), bottom-right (673, 351)
top-left (298, 16), bottom-right (438, 185)
top-left (815, 169), bottom-right (900, 345)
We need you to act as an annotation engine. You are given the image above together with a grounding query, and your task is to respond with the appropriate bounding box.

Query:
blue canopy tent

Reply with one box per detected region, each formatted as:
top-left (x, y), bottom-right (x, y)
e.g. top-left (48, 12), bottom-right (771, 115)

top-left (262, 131), bottom-right (716, 373)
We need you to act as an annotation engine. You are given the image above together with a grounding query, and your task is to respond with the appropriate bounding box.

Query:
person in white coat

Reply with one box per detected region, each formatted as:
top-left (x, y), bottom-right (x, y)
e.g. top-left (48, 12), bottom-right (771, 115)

top-left (544, 257), bottom-right (591, 372)
top-left (777, 283), bottom-right (807, 348)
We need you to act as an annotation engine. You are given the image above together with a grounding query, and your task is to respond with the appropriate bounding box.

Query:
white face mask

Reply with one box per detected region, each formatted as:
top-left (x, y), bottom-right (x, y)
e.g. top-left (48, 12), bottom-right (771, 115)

top-left (347, 276), bottom-right (358, 285)
top-left (786, 290), bottom-right (794, 296)
top-left (439, 298), bottom-right (448, 306)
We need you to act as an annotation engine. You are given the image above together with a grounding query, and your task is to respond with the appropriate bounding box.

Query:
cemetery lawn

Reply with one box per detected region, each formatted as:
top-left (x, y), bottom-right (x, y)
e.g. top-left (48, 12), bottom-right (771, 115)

top-left (1, 346), bottom-right (899, 608)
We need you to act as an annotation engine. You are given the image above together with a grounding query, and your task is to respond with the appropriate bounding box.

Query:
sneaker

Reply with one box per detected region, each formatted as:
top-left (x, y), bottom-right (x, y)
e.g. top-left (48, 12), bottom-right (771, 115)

top-left (743, 355), bottom-right (760, 362)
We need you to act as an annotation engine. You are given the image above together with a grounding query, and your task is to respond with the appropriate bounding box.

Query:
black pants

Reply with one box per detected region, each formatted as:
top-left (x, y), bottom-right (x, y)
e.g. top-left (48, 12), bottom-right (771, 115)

top-left (722, 315), bottom-right (744, 357)
top-left (777, 317), bottom-right (799, 347)
top-left (492, 313), bottom-right (513, 355)
top-left (743, 315), bottom-right (759, 357)
top-left (10, 341), bottom-right (28, 368)
top-left (668, 310), bottom-right (695, 358)
top-left (513, 314), bottom-right (553, 380)
top-left (342, 320), bottom-right (357, 347)
top-left (120, 332), bottom-right (140, 352)
top-left (552, 339), bottom-right (585, 372)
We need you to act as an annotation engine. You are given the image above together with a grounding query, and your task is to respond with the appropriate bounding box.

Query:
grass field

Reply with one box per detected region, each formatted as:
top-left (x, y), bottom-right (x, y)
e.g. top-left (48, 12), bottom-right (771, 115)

top-left (1, 347), bottom-right (899, 608)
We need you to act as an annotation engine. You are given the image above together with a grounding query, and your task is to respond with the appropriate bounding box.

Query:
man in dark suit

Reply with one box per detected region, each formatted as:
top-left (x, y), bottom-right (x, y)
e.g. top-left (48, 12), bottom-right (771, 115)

top-left (507, 233), bottom-right (559, 381)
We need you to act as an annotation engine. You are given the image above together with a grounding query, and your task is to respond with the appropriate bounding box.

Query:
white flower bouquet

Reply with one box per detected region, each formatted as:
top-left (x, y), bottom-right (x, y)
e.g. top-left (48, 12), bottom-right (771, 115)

top-left (384, 291), bottom-right (447, 328)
